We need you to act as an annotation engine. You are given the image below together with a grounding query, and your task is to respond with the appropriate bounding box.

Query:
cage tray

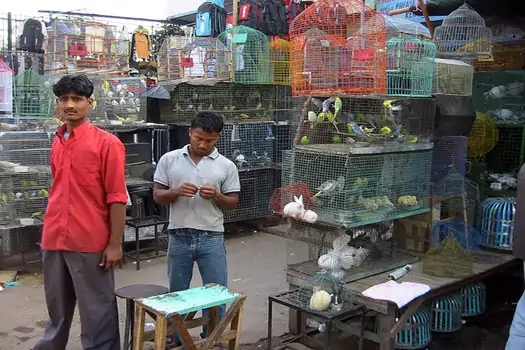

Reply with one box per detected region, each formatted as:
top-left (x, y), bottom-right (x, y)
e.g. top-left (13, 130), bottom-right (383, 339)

top-left (294, 143), bottom-right (434, 156)
top-left (286, 252), bottom-right (419, 284)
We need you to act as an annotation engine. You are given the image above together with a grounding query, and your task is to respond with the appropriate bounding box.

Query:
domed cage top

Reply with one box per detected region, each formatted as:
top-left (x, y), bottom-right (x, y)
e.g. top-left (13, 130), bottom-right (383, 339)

top-left (433, 4), bottom-right (492, 61)
top-left (218, 25), bottom-right (270, 85)
top-left (289, 0), bottom-right (387, 97)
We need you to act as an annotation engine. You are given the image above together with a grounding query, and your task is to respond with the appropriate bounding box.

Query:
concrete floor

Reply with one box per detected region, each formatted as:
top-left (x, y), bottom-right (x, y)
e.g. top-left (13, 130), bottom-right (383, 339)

top-left (0, 230), bottom-right (292, 350)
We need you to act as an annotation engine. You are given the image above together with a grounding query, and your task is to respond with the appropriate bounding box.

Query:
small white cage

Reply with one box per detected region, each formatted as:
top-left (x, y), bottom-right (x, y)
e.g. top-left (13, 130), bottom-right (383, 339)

top-left (433, 4), bottom-right (492, 61)
top-left (432, 58), bottom-right (474, 96)
top-left (382, 14), bottom-right (432, 41)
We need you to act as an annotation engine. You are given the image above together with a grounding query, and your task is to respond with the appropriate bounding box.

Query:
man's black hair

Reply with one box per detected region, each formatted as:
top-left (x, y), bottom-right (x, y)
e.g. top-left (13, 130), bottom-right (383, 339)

top-left (52, 74), bottom-right (94, 98)
top-left (191, 111), bottom-right (224, 134)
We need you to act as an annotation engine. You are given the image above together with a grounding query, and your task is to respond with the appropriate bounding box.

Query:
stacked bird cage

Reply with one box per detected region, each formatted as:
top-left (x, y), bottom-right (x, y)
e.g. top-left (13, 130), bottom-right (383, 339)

top-left (12, 69), bottom-right (54, 119)
top-left (218, 25), bottom-right (270, 85)
top-left (432, 58), bottom-right (474, 96)
top-left (429, 293), bottom-right (463, 333)
top-left (473, 43), bottom-right (525, 72)
top-left (382, 14), bottom-right (431, 42)
top-left (433, 3), bottom-right (492, 61)
top-left (423, 218), bottom-right (481, 278)
top-left (87, 76), bottom-right (148, 123)
top-left (45, 19), bottom-right (129, 75)
top-left (157, 35), bottom-right (231, 82)
top-left (374, 307), bottom-right (432, 349)
top-left (386, 37), bottom-right (436, 97)
top-left (289, 0), bottom-right (387, 96)
top-left (459, 281), bottom-right (487, 317)
top-left (276, 96), bottom-right (435, 229)
top-left (269, 39), bottom-right (291, 86)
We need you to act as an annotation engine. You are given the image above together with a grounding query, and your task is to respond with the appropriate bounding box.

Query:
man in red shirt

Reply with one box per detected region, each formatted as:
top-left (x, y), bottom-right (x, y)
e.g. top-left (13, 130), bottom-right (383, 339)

top-left (34, 75), bottom-right (128, 350)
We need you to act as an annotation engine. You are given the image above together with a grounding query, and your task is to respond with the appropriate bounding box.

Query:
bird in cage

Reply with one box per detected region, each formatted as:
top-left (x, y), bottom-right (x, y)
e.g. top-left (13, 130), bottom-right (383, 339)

top-left (309, 286), bottom-right (332, 312)
top-left (312, 176), bottom-right (345, 199)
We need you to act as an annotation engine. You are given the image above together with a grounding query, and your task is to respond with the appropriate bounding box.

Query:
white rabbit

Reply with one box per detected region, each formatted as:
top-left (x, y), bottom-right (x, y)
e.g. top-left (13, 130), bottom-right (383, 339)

top-left (283, 195), bottom-right (305, 218)
top-left (302, 209), bottom-right (318, 223)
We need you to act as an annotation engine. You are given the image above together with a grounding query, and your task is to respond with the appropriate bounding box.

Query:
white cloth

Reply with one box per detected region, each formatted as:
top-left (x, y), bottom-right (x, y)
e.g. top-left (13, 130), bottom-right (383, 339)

top-left (362, 280), bottom-right (431, 308)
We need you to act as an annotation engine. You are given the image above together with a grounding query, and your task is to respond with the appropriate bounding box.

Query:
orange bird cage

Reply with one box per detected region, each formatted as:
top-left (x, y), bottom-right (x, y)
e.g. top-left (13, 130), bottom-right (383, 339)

top-left (288, 0), bottom-right (387, 97)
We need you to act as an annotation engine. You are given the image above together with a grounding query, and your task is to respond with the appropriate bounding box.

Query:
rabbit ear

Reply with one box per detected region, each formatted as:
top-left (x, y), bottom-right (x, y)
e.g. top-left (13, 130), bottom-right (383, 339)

top-left (293, 195), bottom-right (299, 202)
top-left (298, 195), bottom-right (303, 204)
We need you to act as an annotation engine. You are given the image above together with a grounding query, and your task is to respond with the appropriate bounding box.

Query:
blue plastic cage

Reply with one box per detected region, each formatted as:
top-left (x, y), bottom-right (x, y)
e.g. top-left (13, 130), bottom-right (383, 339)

top-left (479, 197), bottom-right (516, 251)
top-left (374, 307), bottom-right (432, 349)
top-left (459, 281), bottom-right (487, 317)
top-left (429, 294), bottom-right (463, 333)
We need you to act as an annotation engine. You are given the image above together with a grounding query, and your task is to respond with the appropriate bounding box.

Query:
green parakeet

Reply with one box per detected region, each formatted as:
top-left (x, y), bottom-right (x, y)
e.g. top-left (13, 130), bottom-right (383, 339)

top-left (332, 135), bottom-right (342, 144)
top-left (301, 136), bottom-right (310, 145)
top-left (346, 123), bottom-right (354, 134)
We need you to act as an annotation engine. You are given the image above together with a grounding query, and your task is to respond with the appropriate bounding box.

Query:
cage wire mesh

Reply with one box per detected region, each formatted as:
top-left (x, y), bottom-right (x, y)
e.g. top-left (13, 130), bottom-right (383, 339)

top-left (382, 13), bottom-right (431, 41)
top-left (0, 50), bottom-right (45, 76)
top-left (157, 35), bottom-right (231, 82)
top-left (278, 147), bottom-right (433, 229)
top-left (13, 69), bottom-right (55, 119)
top-left (45, 18), bottom-right (130, 75)
top-left (431, 136), bottom-right (468, 197)
top-left (218, 25), bottom-right (270, 85)
top-left (386, 37), bottom-right (436, 97)
top-left (274, 122), bottom-right (293, 164)
top-left (285, 220), bottom-right (415, 285)
top-left (423, 218), bottom-right (481, 278)
top-left (291, 95), bottom-right (436, 152)
top-left (483, 124), bottom-right (525, 175)
top-left (289, 0), bottom-right (387, 97)
top-left (433, 3), bottom-right (492, 61)
top-left (216, 121), bottom-right (276, 170)
top-left (159, 82), bottom-right (293, 124)
top-left (472, 70), bottom-right (525, 125)
top-left (432, 58), bottom-right (474, 96)
top-left (269, 38), bottom-right (291, 86)
top-left (440, 178), bottom-right (480, 227)
top-left (473, 42), bottom-right (525, 72)
top-left (224, 167), bottom-right (276, 223)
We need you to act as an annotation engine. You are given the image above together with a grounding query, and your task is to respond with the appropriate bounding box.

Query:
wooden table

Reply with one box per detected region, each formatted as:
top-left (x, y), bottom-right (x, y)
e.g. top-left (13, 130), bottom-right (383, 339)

top-left (343, 250), bottom-right (520, 350)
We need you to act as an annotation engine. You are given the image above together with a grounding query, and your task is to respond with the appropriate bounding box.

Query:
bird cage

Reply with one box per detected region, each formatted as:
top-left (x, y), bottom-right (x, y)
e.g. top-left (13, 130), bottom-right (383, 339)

top-left (289, 0), bottom-right (387, 96)
top-left (218, 25), bottom-right (270, 85)
top-left (467, 111), bottom-right (498, 159)
top-left (159, 81), bottom-right (292, 124)
top-left (374, 307), bottom-right (432, 349)
top-left (474, 43), bottom-right (525, 72)
top-left (433, 4), bottom-right (492, 61)
top-left (472, 70), bottom-right (525, 125)
top-left (216, 121), bottom-right (276, 169)
top-left (459, 281), bottom-right (487, 317)
top-left (429, 294), bottom-right (463, 333)
top-left (296, 271), bottom-right (346, 313)
top-left (386, 37), bottom-right (436, 97)
top-left (432, 58), bottom-right (474, 96)
top-left (269, 39), bottom-right (291, 85)
top-left (431, 136), bottom-right (468, 197)
top-left (484, 124), bottom-right (525, 175)
top-left (88, 77), bottom-right (147, 123)
top-left (0, 59), bottom-right (13, 115)
top-left (423, 218), bottom-right (480, 278)
top-left (45, 19), bottom-right (130, 75)
top-left (284, 221), bottom-right (413, 285)
top-left (382, 14), bottom-right (431, 42)
top-left (478, 197), bottom-right (516, 251)
top-left (13, 69), bottom-right (54, 118)
top-left (157, 36), bottom-right (231, 82)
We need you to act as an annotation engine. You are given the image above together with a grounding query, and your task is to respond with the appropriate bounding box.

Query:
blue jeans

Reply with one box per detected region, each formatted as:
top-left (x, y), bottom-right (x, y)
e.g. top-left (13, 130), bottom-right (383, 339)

top-left (167, 228), bottom-right (228, 340)
top-left (507, 289), bottom-right (525, 349)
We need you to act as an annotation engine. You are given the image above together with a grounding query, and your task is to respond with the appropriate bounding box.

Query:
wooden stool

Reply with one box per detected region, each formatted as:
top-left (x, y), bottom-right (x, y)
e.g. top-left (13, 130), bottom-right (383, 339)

top-left (133, 283), bottom-right (246, 350)
top-left (116, 284), bottom-right (169, 350)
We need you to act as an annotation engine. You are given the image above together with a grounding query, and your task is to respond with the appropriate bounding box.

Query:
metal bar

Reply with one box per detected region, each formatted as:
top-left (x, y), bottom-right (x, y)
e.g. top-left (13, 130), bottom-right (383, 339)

top-left (37, 10), bottom-right (168, 23)
top-left (7, 12), bottom-right (13, 51)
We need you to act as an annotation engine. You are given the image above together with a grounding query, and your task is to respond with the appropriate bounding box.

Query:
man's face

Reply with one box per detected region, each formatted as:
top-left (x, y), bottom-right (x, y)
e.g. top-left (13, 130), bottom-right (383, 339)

top-left (189, 127), bottom-right (220, 156)
top-left (56, 92), bottom-right (93, 122)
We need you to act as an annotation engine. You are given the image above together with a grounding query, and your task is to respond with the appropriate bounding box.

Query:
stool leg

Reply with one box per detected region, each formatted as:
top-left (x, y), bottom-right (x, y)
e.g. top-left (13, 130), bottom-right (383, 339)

top-left (228, 304), bottom-right (244, 350)
top-left (135, 227), bottom-right (140, 270)
top-left (154, 223), bottom-right (159, 256)
top-left (154, 317), bottom-right (168, 350)
top-left (123, 299), bottom-right (134, 350)
top-left (133, 305), bottom-right (146, 350)
top-left (206, 306), bottom-right (220, 338)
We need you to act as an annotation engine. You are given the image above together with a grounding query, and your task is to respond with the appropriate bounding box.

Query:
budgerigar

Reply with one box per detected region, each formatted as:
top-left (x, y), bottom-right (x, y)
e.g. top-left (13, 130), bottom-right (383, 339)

top-left (313, 176), bottom-right (345, 198)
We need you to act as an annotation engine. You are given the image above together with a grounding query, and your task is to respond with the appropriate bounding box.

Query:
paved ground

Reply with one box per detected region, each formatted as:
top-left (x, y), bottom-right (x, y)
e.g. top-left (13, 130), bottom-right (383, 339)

top-left (0, 227), bottom-right (522, 350)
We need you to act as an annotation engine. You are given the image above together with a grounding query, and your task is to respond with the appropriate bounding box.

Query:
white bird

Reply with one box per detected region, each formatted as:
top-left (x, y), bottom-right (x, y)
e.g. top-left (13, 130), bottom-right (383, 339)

top-left (309, 286), bottom-right (332, 312)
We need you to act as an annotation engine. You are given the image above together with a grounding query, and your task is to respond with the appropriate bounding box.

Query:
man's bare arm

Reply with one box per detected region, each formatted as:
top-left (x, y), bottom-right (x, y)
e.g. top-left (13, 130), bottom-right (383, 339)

top-left (214, 192), bottom-right (239, 211)
top-left (108, 203), bottom-right (127, 246)
top-left (153, 182), bottom-right (179, 204)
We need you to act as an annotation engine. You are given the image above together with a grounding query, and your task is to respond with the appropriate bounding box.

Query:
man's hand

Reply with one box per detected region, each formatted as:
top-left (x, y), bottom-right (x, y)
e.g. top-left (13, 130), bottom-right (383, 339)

top-left (199, 185), bottom-right (218, 200)
top-left (100, 243), bottom-right (123, 270)
top-left (177, 182), bottom-right (199, 197)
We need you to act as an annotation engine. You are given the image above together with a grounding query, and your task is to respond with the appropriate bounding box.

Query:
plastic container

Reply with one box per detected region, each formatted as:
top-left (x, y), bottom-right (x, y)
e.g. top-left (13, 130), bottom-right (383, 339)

top-left (0, 59), bottom-right (13, 114)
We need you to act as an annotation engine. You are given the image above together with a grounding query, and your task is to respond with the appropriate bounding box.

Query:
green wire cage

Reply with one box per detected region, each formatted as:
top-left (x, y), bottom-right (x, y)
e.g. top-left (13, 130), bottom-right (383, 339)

top-left (13, 70), bottom-right (54, 118)
top-left (386, 37), bottom-right (437, 97)
top-left (218, 25), bottom-right (270, 85)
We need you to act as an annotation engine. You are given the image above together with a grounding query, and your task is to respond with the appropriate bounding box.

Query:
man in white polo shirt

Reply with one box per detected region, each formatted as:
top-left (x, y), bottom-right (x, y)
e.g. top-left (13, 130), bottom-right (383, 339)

top-left (153, 111), bottom-right (240, 340)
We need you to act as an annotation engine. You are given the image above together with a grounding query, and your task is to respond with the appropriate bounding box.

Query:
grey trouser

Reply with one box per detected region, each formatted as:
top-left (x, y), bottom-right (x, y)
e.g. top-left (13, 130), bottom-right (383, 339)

top-left (34, 250), bottom-right (120, 350)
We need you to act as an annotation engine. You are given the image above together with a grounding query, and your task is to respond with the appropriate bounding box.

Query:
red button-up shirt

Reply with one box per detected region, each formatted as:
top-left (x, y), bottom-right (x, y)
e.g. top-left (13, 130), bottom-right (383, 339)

top-left (41, 121), bottom-right (128, 253)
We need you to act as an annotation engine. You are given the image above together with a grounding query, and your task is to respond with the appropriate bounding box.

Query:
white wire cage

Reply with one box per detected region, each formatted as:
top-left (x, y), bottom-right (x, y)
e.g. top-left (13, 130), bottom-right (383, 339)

top-left (433, 3), bottom-right (492, 61)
